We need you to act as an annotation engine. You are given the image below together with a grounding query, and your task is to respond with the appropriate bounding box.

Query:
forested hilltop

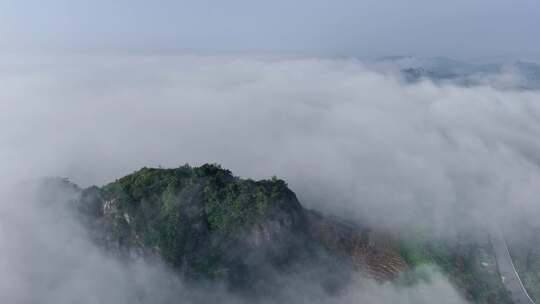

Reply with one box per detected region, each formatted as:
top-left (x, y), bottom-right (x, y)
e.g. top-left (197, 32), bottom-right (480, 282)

top-left (35, 164), bottom-right (512, 302)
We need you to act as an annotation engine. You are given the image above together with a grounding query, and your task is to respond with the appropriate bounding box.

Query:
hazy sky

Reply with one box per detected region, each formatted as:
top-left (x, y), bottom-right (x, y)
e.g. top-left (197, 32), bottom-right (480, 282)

top-left (1, 0), bottom-right (539, 61)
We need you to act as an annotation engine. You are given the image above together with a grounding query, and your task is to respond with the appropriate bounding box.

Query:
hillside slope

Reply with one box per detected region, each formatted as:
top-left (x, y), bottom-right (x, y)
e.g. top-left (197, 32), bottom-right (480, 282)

top-left (73, 164), bottom-right (406, 294)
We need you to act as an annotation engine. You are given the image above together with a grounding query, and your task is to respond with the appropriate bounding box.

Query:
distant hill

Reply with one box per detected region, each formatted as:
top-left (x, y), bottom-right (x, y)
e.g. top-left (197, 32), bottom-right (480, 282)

top-left (373, 56), bottom-right (540, 89)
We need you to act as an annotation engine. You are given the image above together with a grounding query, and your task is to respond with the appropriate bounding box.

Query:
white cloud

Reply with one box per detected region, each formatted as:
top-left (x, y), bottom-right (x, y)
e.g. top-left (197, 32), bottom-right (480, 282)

top-left (2, 54), bottom-right (540, 230)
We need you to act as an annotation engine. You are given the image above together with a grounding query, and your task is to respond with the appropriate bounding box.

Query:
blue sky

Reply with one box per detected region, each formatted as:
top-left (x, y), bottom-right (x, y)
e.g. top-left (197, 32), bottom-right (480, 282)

top-left (1, 0), bottom-right (539, 61)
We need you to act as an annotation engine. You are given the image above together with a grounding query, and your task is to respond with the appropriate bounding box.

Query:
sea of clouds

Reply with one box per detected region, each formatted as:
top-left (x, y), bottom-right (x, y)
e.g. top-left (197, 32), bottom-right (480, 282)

top-left (1, 52), bottom-right (539, 303)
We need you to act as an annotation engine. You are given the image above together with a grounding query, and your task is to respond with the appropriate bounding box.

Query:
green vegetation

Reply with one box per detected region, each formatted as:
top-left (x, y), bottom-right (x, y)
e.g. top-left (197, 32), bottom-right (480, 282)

top-left (86, 164), bottom-right (299, 279)
top-left (398, 231), bottom-right (511, 304)
top-left (203, 170), bottom-right (289, 232)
